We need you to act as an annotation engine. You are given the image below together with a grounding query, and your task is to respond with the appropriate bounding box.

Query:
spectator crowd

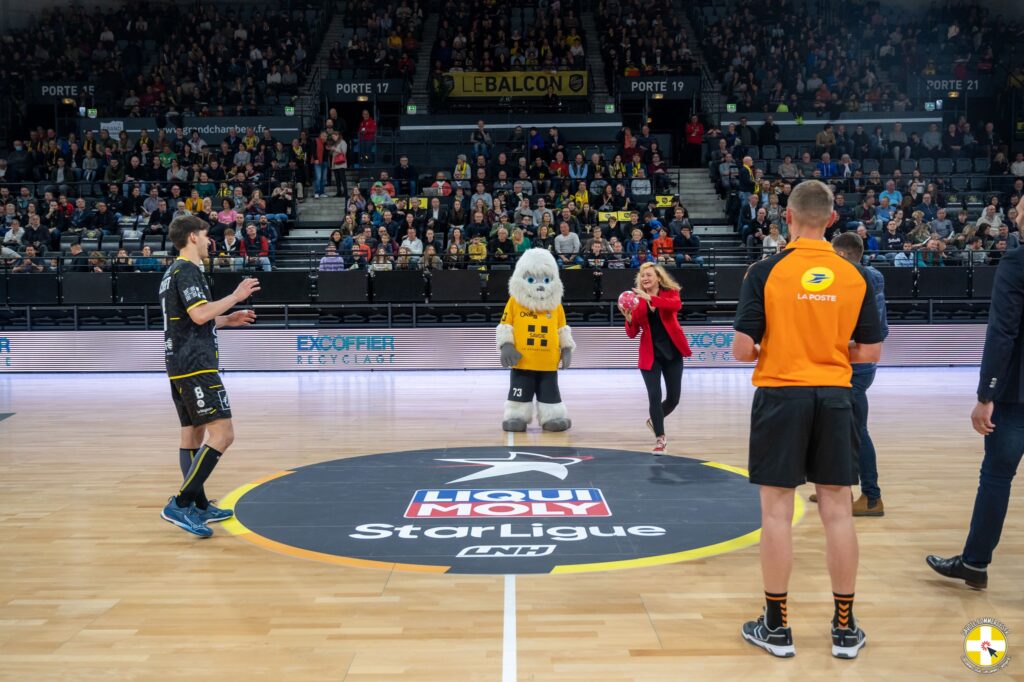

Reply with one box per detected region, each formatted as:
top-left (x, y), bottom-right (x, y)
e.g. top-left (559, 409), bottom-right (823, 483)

top-left (308, 114), bottom-right (706, 273)
top-left (708, 115), bottom-right (1021, 265)
top-left (0, 1), bottom-right (324, 121)
top-left (597, 0), bottom-right (699, 91)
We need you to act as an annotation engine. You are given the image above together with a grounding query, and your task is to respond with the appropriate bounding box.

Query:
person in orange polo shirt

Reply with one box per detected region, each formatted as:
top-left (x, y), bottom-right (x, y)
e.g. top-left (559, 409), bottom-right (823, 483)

top-left (732, 180), bottom-right (883, 660)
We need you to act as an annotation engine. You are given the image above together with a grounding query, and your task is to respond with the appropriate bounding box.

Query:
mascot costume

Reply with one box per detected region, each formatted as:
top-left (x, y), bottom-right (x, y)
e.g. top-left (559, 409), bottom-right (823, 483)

top-left (497, 248), bottom-right (575, 432)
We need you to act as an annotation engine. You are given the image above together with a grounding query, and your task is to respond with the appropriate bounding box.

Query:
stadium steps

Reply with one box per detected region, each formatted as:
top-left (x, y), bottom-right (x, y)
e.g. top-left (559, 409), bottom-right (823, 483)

top-left (295, 7), bottom-right (351, 124)
top-left (675, 168), bottom-right (728, 222)
top-left (671, 167), bottom-right (743, 262)
top-left (580, 11), bottom-right (613, 113)
top-left (296, 196), bottom-right (347, 229)
top-left (409, 14), bottom-right (440, 113)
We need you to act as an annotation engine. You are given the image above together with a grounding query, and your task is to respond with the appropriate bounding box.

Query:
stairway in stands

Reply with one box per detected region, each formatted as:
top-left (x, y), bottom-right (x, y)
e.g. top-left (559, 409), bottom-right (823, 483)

top-left (295, 2), bottom-right (348, 126)
top-left (580, 10), bottom-right (613, 114)
top-left (675, 168), bottom-right (744, 264)
top-left (283, 193), bottom-right (348, 269)
top-left (408, 13), bottom-right (440, 113)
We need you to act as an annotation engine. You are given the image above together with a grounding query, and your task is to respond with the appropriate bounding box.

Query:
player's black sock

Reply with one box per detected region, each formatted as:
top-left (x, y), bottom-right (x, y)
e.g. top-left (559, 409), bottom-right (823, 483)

top-left (832, 592), bottom-right (855, 630)
top-left (178, 448), bottom-right (209, 509)
top-left (176, 445), bottom-right (222, 508)
top-left (765, 592), bottom-right (788, 629)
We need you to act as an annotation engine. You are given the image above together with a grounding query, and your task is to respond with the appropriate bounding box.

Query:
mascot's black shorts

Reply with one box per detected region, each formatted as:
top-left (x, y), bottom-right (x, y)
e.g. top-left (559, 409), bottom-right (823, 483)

top-left (508, 369), bottom-right (562, 404)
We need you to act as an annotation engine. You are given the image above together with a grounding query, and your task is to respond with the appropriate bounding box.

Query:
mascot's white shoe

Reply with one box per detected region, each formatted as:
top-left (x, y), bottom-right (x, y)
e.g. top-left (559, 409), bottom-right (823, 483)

top-left (502, 400), bottom-right (533, 432)
top-left (537, 401), bottom-right (572, 432)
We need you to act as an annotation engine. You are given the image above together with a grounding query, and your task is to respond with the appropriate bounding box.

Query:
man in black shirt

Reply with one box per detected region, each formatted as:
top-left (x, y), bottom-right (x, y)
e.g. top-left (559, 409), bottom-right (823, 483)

top-left (879, 221), bottom-right (904, 256)
top-left (159, 215), bottom-right (259, 538)
top-left (146, 200), bottom-right (174, 235)
top-left (88, 202), bottom-right (118, 235)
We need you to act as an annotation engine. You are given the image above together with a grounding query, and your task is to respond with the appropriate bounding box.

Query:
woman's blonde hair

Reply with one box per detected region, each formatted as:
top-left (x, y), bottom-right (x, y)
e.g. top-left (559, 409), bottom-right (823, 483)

top-left (635, 262), bottom-right (681, 291)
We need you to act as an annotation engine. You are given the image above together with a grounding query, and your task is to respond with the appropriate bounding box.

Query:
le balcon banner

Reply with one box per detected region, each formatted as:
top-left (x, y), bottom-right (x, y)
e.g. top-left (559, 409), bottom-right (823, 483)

top-left (444, 71), bottom-right (589, 98)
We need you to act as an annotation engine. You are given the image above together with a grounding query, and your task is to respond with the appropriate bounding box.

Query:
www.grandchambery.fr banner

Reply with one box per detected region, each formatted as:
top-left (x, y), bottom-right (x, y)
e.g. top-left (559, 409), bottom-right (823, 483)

top-left (445, 71), bottom-right (589, 98)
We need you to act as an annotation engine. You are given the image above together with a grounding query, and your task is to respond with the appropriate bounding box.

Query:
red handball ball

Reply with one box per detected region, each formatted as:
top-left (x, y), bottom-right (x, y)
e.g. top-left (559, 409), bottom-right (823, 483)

top-left (618, 290), bottom-right (640, 312)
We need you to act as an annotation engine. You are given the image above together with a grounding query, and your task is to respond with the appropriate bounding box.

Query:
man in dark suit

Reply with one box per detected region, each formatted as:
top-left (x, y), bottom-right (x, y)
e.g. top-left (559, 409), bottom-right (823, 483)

top-left (927, 196), bottom-right (1024, 589)
top-left (419, 197), bottom-right (448, 232)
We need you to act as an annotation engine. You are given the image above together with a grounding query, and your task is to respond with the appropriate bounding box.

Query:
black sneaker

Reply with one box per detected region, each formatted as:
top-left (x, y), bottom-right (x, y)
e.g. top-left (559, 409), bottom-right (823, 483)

top-left (831, 618), bottom-right (867, 659)
top-left (741, 611), bottom-right (795, 657)
top-left (926, 554), bottom-right (988, 589)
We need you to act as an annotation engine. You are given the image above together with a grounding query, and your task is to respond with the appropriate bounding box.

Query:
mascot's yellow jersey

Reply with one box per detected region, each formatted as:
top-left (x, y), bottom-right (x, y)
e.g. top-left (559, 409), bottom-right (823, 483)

top-left (500, 298), bottom-right (565, 372)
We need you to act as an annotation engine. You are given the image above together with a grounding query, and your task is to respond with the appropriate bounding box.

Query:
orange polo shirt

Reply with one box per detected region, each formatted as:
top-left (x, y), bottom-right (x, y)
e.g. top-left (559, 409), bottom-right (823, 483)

top-left (734, 238), bottom-right (883, 387)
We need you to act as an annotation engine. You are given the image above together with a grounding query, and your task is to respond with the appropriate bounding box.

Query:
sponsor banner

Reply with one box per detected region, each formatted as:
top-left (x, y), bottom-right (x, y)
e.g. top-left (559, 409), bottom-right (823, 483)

top-left (912, 76), bottom-right (997, 97)
top-left (617, 76), bottom-right (699, 99)
top-left (0, 325), bottom-right (985, 373)
top-left (445, 71), bottom-right (588, 98)
top-left (597, 211), bottom-right (634, 222)
top-left (322, 79), bottom-right (405, 101)
top-left (29, 82), bottom-right (96, 101)
top-left (82, 116), bottom-right (301, 139)
top-left (405, 488), bottom-right (611, 518)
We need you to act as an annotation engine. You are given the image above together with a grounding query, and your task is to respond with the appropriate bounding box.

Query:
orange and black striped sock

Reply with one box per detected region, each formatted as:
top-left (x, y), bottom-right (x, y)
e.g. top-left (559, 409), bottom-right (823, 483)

top-left (833, 593), bottom-right (854, 630)
top-left (764, 592), bottom-right (788, 629)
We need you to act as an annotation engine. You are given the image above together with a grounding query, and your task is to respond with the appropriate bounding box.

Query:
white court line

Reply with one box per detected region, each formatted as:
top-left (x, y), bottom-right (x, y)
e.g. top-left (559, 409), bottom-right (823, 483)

top-left (503, 430), bottom-right (517, 682)
top-left (503, 574), bottom-right (517, 682)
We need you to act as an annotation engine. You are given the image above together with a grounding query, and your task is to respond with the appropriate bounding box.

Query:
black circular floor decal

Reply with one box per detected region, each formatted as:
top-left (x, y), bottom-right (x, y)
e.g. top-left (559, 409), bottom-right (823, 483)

top-left (219, 447), bottom-right (802, 574)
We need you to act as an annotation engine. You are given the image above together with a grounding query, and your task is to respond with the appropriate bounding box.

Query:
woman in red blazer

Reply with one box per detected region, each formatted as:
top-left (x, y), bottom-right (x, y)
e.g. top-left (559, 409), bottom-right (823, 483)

top-left (621, 262), bottom-right (693, 454)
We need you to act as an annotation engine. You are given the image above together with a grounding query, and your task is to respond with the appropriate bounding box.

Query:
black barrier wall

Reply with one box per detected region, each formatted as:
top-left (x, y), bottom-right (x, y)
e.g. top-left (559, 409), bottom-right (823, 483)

top-left (0, 265), bottom-right (1002, 307)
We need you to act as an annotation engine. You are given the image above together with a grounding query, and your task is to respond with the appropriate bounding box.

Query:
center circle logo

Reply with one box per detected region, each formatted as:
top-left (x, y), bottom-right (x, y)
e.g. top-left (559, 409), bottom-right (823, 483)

top-left (219, 447), bottom-right (803, 574)
top-left (801, 266), bottom-right (835, 292)
top-left (962, 618), bottom-right (1011, 673)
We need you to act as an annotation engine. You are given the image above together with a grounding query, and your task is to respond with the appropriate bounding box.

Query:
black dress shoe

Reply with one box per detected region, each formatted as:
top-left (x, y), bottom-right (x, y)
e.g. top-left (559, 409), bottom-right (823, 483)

top-left (926, 554), bottom-right (988, 589)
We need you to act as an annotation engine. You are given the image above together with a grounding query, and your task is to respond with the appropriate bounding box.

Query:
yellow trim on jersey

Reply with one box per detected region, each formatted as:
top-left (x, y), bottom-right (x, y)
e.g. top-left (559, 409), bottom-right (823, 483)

top-left (169, 317), bottom-right (181, 321)
top-left (208, 384), bottom-right (223, 389)
top-left (168, 369), bottom-right (219, 380)
top-left (185, 300), bottom-right (208, 312)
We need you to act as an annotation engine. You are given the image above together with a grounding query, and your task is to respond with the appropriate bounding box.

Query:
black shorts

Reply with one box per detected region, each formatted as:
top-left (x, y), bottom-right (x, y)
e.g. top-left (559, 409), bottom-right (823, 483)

top-left (508, 369), bottom-right (562, 404)
top-left (169, 372), bottom-right (233, 427)
top-left (748, 386), bottom-right (859, 488)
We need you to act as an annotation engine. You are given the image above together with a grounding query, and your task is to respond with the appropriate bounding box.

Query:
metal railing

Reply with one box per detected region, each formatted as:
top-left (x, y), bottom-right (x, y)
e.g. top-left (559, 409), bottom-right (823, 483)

top-left (0, 298), bottom-right (993, 332)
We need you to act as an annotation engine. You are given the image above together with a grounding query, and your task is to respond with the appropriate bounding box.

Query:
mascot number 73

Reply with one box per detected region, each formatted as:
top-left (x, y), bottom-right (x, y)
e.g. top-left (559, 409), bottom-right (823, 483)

top-left (496, 248), bottom-right (575, 432)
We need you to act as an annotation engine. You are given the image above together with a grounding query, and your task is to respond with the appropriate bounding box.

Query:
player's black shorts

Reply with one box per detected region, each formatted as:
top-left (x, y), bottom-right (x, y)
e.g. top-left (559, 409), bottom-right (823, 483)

top-left (169, 372), bottom-right (233, 427)
top-left (748, 386), bottom-right (859, 488)
top-left (508, 369), bottom-right (562, 404)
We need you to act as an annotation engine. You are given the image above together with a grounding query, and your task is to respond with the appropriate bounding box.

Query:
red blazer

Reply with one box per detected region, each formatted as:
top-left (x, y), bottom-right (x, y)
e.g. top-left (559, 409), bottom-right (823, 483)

top-left (624, 288), bottom-right (693, 369)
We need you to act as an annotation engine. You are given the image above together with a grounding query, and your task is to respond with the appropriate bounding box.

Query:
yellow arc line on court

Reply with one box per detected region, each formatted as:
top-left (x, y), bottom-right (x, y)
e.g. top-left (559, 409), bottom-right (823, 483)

top-left (217, 470), bottom-right (450, 573)
top-left (550, 461), bottom-right (806, 574)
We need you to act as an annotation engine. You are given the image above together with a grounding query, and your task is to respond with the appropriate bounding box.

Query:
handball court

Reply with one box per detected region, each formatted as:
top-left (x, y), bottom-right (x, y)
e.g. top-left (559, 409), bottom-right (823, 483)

top-left (0, 367), bottom-right (1021, 681)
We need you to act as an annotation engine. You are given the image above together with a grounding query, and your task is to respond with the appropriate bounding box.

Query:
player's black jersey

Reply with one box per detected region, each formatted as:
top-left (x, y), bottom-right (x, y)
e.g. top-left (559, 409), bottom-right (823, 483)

top-left (160, 258), bottom-right (218, 379)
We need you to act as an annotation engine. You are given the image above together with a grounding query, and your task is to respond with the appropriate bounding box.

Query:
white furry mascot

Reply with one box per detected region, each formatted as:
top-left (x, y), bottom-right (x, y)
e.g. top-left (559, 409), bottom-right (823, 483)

top-left (497, 248), bottom-right (575, 432)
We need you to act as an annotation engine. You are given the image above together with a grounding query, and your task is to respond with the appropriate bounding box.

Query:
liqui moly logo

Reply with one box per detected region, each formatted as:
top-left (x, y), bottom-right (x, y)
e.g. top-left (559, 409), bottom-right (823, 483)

top-left (404, 489), bottom-right (611, 518)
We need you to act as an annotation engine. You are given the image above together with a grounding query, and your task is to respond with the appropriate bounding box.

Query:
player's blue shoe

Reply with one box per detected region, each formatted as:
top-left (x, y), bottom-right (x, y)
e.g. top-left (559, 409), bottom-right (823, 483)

top-left (161, 497), bottom-right (213, 538)
top-left (197, 503), bottom-right (234, 523)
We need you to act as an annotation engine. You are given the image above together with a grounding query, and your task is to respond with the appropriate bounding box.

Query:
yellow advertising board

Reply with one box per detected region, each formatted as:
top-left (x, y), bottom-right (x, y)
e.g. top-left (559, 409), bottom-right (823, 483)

top-left (446, 71), bottom-right (589, 98)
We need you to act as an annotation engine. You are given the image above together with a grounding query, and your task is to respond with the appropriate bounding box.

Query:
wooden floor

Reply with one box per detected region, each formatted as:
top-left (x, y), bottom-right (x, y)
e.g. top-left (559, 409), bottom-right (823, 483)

top-left (0, 367), bottom-right (1021, 681)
